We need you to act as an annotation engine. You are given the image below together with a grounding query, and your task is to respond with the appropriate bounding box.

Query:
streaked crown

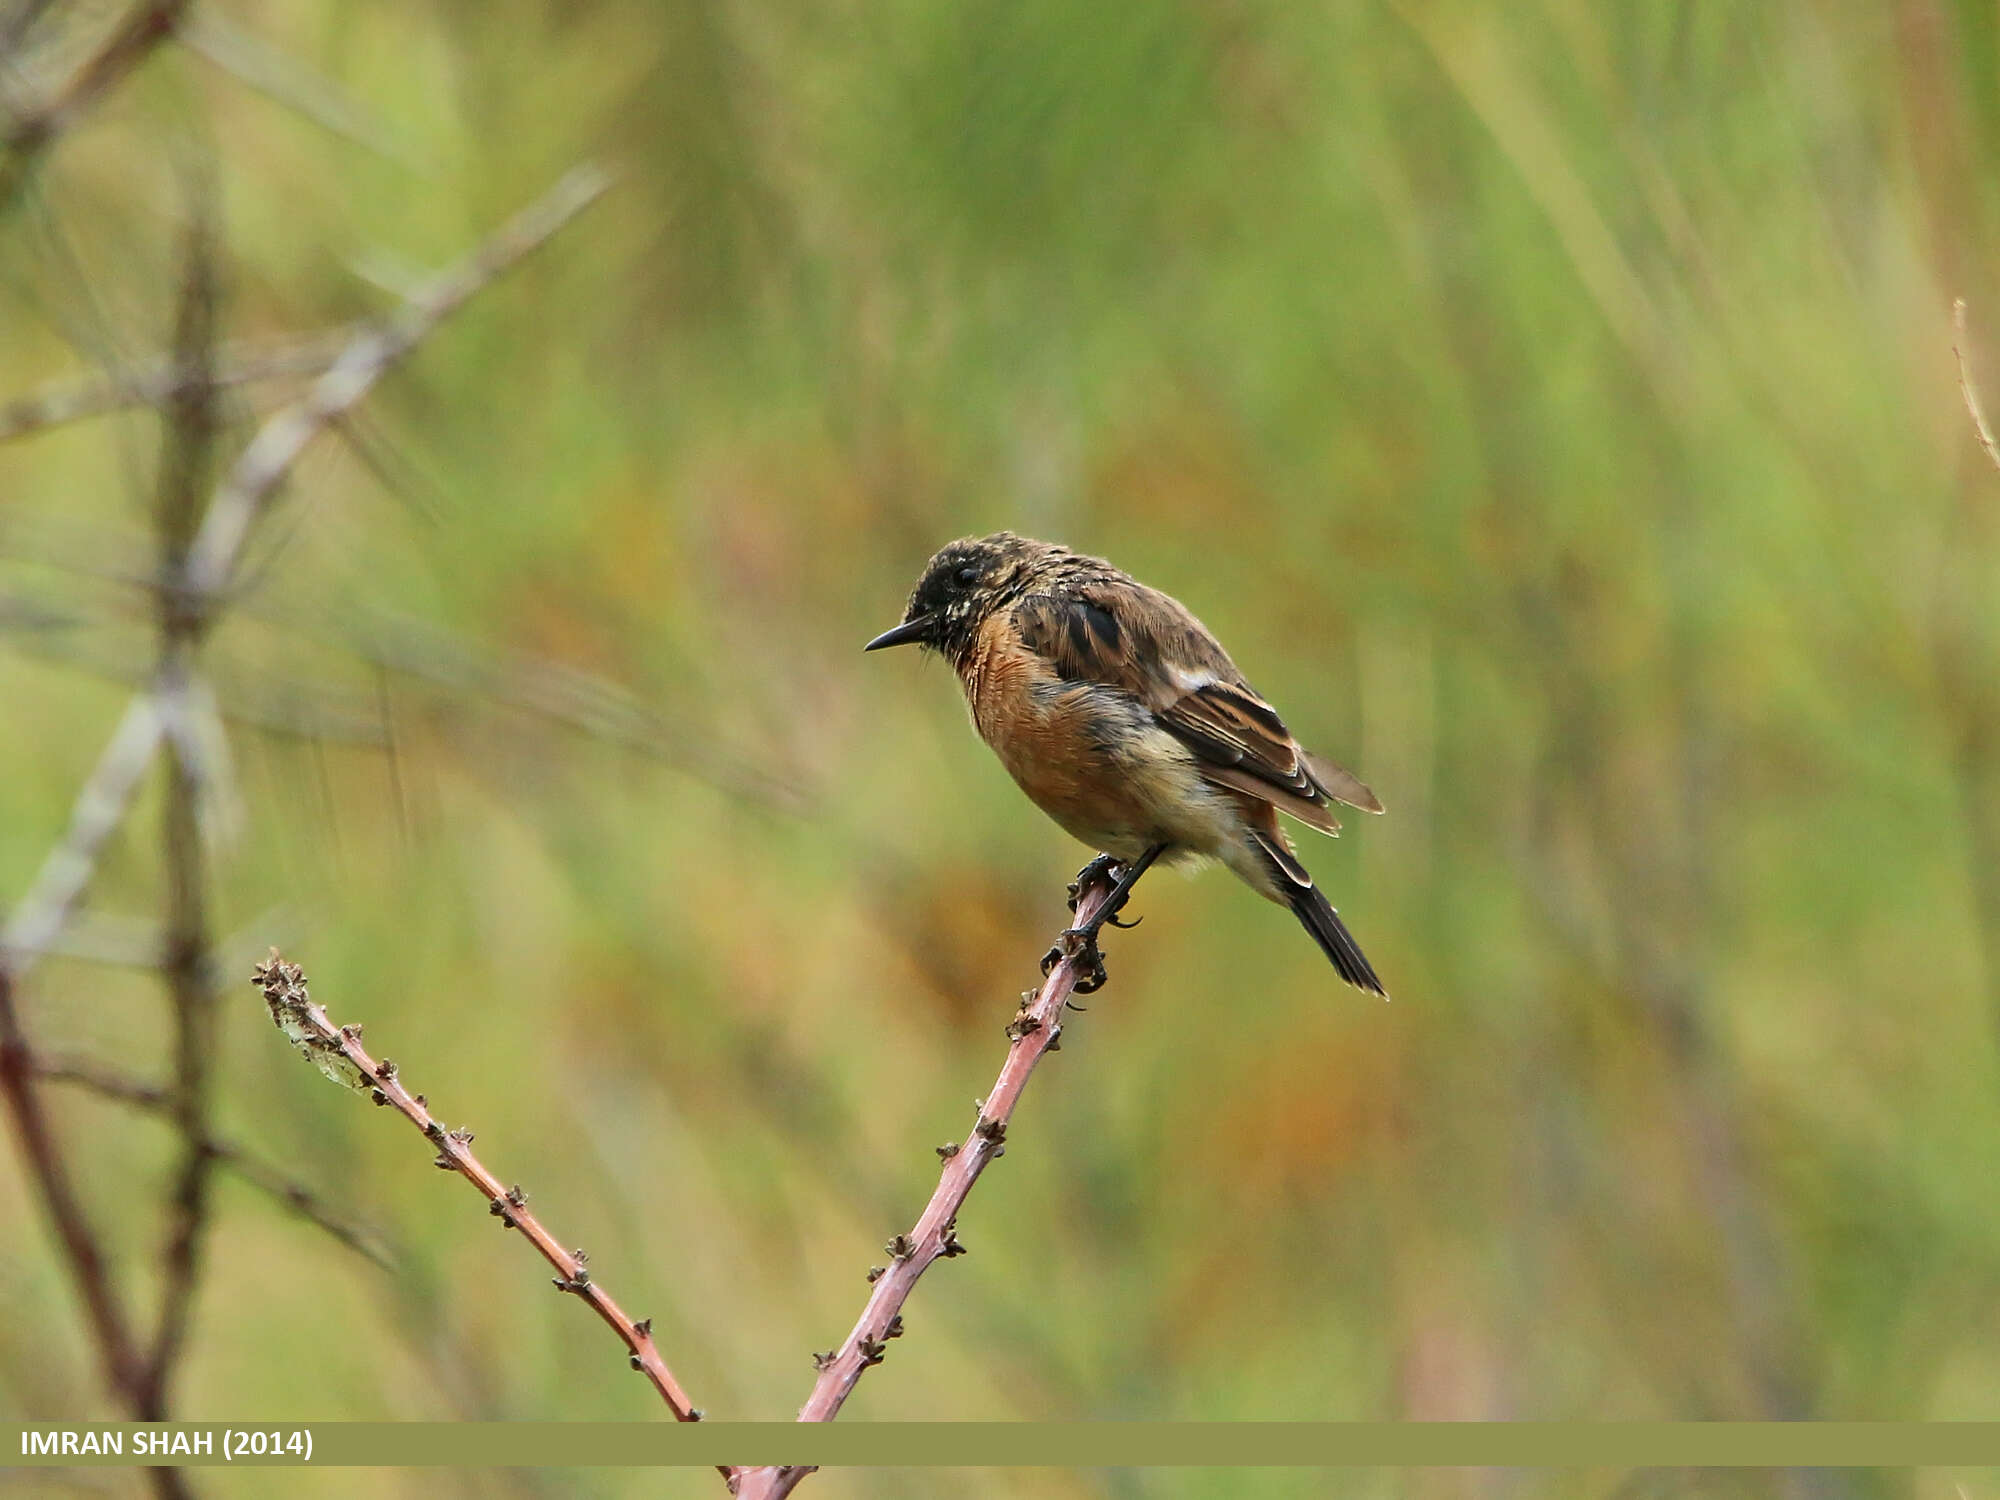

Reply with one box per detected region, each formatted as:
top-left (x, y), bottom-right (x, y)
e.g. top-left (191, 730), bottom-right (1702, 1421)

top-left (868, 532), bottom-right (1060, 663)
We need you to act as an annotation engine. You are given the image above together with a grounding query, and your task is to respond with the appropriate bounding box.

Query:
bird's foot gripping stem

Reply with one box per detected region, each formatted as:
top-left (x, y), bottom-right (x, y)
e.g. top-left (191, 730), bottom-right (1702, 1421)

top-left (1042, 846), bottom-right (1165, 995)
top-left (1042, 925), bottom-right (1110, 995)
top-left (1065, 853), bottom-right (1122, 913)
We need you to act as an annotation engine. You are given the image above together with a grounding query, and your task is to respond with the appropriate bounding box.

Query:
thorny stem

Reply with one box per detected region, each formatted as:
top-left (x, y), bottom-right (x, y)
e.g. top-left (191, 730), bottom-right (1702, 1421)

top-left (734, 865), bottom-right (1127, 1500)
top-left (251, 953), bottom-right (730, 1482)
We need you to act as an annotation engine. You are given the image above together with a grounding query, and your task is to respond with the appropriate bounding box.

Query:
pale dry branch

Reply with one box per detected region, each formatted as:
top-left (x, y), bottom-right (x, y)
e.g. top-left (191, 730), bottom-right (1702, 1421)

top-left (17, 911), bottom-right (161, 969)
top-left (734, 871), bottom-right (1124, 1500)
top-left (177, 10), bottom-right (411, 165)
top-left (2, 165), bottom-right (611, 979)
top-left (182, 162), bottom-right (612, 604)
top-left (0, 0), bottom-right (61, 58)
top-left (0, 619), bottom-right (399, 748)
top-left (252, 952), bottom-right (726, 1466)
top-left (1, 165), bottom-right (608, 1477)
top-left (0, 329), bottom-right (356, 443)
top-left (1953, 298), bottom-right (2000, 475)
top-left (0, 0), bottom-right (191, 207)
top-left (1, 694), bottom-right (166, 979)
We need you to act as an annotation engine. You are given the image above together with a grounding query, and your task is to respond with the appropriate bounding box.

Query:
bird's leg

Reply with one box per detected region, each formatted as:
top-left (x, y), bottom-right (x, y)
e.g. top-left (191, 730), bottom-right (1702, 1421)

top-left (1041, 845), bottom-right (1165, 994)
top-left (1066, 852), bottom-right (1123, 912)
top-left (1078, 844), bottom-right (1162, 937)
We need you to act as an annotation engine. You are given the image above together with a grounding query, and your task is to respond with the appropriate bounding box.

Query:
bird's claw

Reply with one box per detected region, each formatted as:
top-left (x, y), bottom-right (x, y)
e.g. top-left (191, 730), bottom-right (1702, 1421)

top-left (1041, 926), bottom-right (1109, 993)
top-left (1068, 852), bottom-right (1144, 931)
top-left (1066, 853), bottom-right (1123, 913)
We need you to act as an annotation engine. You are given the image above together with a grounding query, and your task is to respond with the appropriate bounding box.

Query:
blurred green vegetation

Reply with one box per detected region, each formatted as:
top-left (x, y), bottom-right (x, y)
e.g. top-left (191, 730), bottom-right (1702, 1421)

top-left (3, 2), bottom-right (2000, 1498)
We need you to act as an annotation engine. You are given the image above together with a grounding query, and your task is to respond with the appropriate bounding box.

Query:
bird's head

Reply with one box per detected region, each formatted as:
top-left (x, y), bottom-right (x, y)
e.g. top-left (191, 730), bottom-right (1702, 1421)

top-left (865, 531), bottom-right (1055, 665)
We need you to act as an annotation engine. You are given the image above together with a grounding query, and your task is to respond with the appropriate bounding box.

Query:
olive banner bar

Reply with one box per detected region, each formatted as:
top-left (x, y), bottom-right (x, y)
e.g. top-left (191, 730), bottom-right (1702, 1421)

top-left (10, 1423), bottom-right (2000, 1469)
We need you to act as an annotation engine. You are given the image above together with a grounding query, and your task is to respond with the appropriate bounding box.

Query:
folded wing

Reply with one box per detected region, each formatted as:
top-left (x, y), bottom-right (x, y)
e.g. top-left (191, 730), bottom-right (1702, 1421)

top-left (1012, 584), bottom-right (1382, 834)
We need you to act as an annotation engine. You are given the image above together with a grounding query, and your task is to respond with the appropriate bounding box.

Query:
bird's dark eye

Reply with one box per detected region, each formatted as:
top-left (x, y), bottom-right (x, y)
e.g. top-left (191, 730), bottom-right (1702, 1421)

top-left (954, 564), bottom-right (979, 587)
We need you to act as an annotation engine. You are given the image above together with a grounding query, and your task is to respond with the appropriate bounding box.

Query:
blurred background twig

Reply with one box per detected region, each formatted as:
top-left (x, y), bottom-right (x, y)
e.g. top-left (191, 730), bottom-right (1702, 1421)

top-left (4, 4), bottom-right (2000, 1500)
top-left (2, 8), bottom-right (624, 1485)
top-left (32, 1048), bottom-right (392, 1270)
top-left (1956, 300), bottom-right (2000, 475)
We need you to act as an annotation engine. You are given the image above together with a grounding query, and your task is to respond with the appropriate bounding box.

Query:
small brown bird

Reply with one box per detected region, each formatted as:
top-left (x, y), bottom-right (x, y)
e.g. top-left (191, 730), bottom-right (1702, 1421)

top-left (866, 532), bottom-right (1387, 995)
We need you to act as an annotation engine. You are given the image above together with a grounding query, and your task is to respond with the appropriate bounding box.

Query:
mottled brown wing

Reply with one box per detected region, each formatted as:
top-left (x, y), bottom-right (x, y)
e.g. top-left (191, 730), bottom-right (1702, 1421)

top-left (1158, 680), bottom-right (1352, 833)
top-left (1012, 585), bottom-right (1381, 832)
top-left (1011, 590), bottom-right (1140, 688)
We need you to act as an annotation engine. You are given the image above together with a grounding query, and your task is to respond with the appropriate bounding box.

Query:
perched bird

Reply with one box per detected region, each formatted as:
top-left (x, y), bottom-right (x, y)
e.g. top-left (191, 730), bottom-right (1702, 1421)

top-left (866, 532), bottom-right (1387, 995)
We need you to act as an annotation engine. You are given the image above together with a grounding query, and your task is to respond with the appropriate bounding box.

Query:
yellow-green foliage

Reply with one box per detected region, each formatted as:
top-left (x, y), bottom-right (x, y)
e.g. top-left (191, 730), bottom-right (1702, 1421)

top-left (2, 4), bottom-right (1999, 1498)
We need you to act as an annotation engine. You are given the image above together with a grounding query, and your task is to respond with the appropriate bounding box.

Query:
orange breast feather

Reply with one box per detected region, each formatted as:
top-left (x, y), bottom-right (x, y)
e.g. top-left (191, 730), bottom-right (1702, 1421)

top-left (962, 614), bottom-right (1164, 850)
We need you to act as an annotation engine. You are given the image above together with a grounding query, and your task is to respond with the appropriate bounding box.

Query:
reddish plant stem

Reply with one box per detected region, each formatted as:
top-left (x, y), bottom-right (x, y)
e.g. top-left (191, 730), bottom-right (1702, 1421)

top-left (0, 974), bottom-right (198, 1499)
top-left (735, 872), bottom-right (1119, 1500)
top-left (251, 953), bottom-right (730, 1482)
top-left (0, 968), bottom-right (147, 1408)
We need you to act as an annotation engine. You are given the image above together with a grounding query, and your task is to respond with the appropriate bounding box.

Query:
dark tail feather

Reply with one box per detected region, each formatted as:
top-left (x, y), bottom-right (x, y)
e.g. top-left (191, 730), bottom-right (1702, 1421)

top-left (1246, 822), bottom-right (1387, 996)
top-left (1287, 882), bottom-right (1387, 997)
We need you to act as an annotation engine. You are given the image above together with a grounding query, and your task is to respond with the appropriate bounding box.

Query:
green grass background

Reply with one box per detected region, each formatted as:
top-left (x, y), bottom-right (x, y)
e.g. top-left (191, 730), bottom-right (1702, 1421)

top-left (3, 3), bottom-right (2000, 1497)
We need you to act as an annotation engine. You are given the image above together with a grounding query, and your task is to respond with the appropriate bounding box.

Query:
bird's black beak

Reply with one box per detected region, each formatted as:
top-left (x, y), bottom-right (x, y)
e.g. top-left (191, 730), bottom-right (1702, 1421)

top-left (864, 613), bottom-right (937, 652)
